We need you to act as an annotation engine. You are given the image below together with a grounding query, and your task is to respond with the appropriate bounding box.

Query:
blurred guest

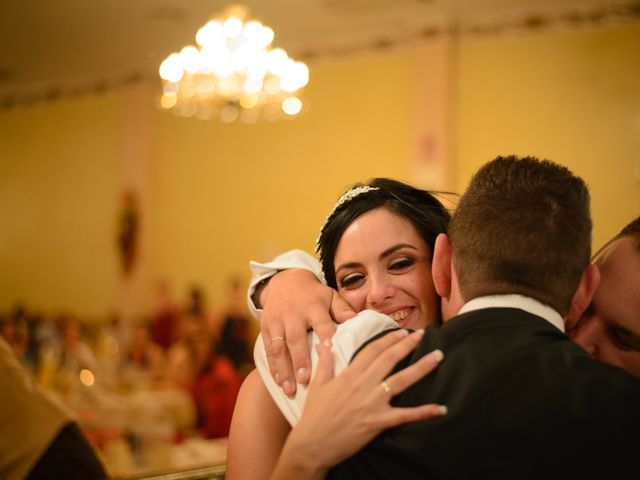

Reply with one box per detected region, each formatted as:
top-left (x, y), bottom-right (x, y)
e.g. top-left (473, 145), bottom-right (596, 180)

top-left (150, 280), bottom-right (179, 351)
top-left (120, 318), bottom-right (165, 387)
top-left (1, 305), bottom-right (34, 366)
top-left (50, 315), bottom-right (99, 395)
top-left (33, 315), bottom-right (64, 391)
top-left (0, 315), bottom-right (23, 359)
top-left (184, 284), bottom-right (207, 319)
top-left (165, 314), bottom-right (241, 438)
top-left (101, 311), bottom-right (130, 354)
top-left (58, 316), bottom-right (99, 374)
top-left (213, 276), bottom-right (257, 377)
top-left (191, 327), bottom-right (242, 439)
top-left (165, 314), bottom-right (202, 391)
top-left (23, 311), bottom-right (45, 373)
top-left (0, 336), bottom-right (107, 479)
top-left (93, 312), bottom-right (128, 391)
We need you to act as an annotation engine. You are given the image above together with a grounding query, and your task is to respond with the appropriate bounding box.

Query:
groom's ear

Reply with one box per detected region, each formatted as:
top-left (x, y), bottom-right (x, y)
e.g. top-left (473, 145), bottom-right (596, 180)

top-left (432, 233), bottom-right (452, 299)
top-left (565, 263), bottom-right (600, 328)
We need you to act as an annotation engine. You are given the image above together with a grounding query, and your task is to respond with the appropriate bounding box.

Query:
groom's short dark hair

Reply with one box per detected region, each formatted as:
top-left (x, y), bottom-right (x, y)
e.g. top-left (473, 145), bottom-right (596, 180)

top-left (448, 155), bottom-right (591, 315)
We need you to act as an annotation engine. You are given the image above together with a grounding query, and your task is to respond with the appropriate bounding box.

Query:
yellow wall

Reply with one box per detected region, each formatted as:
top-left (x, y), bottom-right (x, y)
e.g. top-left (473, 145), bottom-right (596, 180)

top-left (1, 24), bottom-right (638, 318)
top-left (456, 24), bottom-right (640, 249)
top-left (0, 94), bottom-right (123, 317)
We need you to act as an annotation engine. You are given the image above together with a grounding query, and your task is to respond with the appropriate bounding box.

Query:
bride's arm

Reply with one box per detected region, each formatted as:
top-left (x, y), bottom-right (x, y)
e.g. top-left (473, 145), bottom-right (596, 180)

top-left (270, 330), bottom-right (447, 479)
top-left (226, 369), bottom-right (291, 480)
top-left (247, 250), bottom-right (356, 396)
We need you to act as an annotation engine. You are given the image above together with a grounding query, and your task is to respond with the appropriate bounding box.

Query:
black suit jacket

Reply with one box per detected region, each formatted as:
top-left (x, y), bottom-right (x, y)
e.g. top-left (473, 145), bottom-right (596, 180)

top-left (328, 308), bottom-right (640, 479)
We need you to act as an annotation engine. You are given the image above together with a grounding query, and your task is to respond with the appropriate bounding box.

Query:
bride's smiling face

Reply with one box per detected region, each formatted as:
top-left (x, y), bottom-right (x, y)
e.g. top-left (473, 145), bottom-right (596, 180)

top-left (333, 207), bottom-right (440, 330)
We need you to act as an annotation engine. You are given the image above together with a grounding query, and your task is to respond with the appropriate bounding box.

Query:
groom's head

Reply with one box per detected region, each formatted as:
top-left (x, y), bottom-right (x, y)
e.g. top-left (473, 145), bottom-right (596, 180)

top-left (441, 155), bottom-right (592, 317)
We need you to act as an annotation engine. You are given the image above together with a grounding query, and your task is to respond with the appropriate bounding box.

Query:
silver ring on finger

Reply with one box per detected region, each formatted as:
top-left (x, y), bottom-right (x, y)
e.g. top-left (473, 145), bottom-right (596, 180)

top-left (270, 336), bottom-right (285, 344)
top-left (381, 380), bottom-right (392, 396)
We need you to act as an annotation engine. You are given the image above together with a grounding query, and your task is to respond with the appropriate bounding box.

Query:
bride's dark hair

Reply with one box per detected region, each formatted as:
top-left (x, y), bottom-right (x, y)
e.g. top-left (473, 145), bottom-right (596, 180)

top-left (316, 177), bottom-right (454, 289)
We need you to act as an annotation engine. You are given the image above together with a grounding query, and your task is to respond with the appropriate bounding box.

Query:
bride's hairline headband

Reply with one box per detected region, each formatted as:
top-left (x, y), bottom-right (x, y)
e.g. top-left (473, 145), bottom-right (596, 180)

top-left (315, 185), bottom-right (380, 253)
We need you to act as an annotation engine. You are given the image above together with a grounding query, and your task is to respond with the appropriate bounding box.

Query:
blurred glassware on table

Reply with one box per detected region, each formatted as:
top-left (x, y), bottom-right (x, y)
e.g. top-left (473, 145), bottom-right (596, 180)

top-left (2, 303), bottom-right (235, 478)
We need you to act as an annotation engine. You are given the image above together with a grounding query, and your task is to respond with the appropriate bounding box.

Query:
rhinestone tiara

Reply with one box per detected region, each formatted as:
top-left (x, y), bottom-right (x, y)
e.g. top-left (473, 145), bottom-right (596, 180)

top-left (315, 185), bottom-right (380, 252)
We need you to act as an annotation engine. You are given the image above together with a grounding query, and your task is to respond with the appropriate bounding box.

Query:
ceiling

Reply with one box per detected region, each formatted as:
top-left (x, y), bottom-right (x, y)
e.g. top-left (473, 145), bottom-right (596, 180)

top-left (0, 0), bottom-right (638, 108)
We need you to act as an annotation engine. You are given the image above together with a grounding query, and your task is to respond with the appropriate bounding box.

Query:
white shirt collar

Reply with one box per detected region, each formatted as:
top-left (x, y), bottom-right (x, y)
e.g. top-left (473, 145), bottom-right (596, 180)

top-left (458, 294), bottom-right (565, 333)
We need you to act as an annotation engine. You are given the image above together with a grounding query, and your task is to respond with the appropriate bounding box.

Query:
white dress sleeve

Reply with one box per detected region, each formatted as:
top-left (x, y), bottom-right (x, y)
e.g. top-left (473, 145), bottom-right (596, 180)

top-left (246, 249), bottom-right (324, 320)
top-left (253, 310), bottom-right (399, 426)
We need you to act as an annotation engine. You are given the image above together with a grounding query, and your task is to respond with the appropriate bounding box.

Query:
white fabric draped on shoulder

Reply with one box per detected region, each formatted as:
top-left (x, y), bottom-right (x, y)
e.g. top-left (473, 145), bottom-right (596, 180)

top-left (253, 310), bottom-right (399, 426)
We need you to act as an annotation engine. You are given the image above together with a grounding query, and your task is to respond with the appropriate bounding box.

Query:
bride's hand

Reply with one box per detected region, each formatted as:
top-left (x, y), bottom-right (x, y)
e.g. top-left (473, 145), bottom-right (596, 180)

top-left (271, 329), bottom-right (446, 479)
top-left (261, 269), bottom-right (356, 396)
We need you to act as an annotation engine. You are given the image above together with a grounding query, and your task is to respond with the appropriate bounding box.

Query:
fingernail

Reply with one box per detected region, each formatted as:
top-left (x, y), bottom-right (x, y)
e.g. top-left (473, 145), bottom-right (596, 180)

top-left (323, 338), bottom-right (332, 348)
top-left (438, 405), bottom-right (448, 415)
top-left (275, 372), bottom-right (280, 384)
top-left (431, 349), bottom-right (444, 362)
top-left (395, 329), bottom-right (409, 337)
top-left (297, 367), bottom-right (309, 383)
top-left (410, 329), bottom-right (425, 338)
top-left (283, 380), bottom-right (294, 396)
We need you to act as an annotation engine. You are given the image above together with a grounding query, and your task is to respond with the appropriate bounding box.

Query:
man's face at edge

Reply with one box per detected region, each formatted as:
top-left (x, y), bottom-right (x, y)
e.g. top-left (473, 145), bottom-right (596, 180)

top-left (568, 237), bottom-right (640, 378)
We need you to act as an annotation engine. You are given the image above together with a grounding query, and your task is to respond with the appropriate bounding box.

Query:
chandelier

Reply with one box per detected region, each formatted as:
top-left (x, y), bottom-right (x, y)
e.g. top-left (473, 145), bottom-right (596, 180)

top-left (158, 4), bottom-right (309, 122)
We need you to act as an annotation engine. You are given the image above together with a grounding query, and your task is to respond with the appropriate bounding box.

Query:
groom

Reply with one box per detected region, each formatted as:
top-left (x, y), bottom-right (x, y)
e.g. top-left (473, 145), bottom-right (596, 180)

top-left (323, 156), bottom-right (640, 479)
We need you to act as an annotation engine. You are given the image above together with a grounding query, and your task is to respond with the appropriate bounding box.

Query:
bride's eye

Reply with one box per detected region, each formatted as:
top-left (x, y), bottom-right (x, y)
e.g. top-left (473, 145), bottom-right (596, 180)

top-left (389, 257), bottom-right (415, 272)
top-left (339, 272), bottom-right (365, 289)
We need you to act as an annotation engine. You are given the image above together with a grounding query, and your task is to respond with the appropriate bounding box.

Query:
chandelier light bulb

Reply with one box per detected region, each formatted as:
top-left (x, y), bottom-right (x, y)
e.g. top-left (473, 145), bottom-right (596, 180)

top-left (159, 53), bottom-right (184, 82)
top-left (294, 62), bottom-right (309, 86)
top-left (259, 27), bottom-right (275, 48)
top-left (246, 50), bottom-right (269, 78)
top-left (239, 93), bottom-right (259, 109)
top-left (264, 77), bottom-right (281, 95)
top-left (231, 45), bottom-right (252, 71)
top-left (243, 20), bottom-right (264, 44)
top-left (158, 5), bottom-right (309, 121)
top-left (220, 104), bottom-right (240, 123)
top-left (160, 94), bottom-right (177, 109)
top-left (215, 57), bottom-right (234, 78)
top-left (223, 16), bottom-right (244, 38)
top-left (244, 77), bottom-right (263, 94)
top-left (282, 96), bottom-right (302, 116)
top-left (180, 102), bottom-right (197, 118)
top-left (163, 82), bottom-right (179, 95)
top-left (196, 21), bottom-right (224, 47)
top-left (267, 48), bottom-right (288, 76)
top-left (180, 46), bottom-right (201, 74)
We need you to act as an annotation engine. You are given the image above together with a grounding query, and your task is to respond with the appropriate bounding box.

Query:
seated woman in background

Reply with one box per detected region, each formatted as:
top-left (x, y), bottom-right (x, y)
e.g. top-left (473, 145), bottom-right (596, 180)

top-left (227, 178), bottom-right (452, 479)
top-left (210, 276), bottom-right (257, 378)
top-left (119, 318), bottom-right (165, 388)
top-left (166, 313), bottom-right (242, 438)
